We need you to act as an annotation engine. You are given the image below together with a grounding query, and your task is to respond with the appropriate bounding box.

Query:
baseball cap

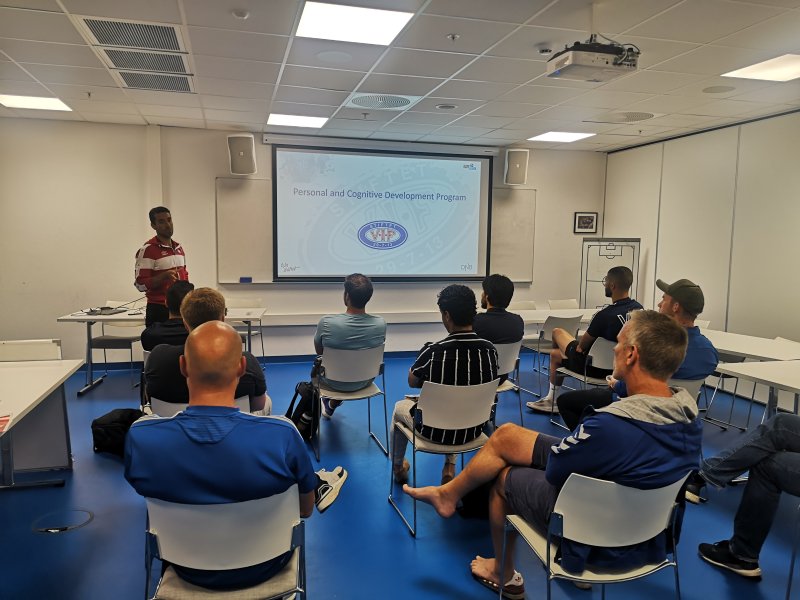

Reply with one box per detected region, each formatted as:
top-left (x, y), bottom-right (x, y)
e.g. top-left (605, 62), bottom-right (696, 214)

top-left (656, 278), bottom-right (704, 316)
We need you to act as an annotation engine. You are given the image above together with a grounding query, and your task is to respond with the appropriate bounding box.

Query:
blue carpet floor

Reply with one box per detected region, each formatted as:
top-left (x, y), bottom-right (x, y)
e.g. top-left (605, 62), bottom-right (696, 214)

top-left (1, 351), bottom-right (797, 599)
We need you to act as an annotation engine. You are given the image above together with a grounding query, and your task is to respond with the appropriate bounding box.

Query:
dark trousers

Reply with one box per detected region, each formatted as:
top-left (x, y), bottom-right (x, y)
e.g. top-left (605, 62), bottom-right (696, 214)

top-left (557, 388), bottom-right (614, 431)
top-left (145, 303), bottom-right (169, 327)
top-left (702, 413), bottom-right (800, 560)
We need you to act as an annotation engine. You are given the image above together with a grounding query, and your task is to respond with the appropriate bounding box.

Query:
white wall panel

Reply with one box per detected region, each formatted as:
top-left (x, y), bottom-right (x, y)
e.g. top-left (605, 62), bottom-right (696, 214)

top-left (657, 128), bottom-right (738, 330)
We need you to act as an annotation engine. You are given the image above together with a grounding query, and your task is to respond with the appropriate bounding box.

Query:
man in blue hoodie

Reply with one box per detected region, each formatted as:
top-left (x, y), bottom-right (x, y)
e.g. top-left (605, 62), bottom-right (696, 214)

top-left (404, 310), bottom-right (702, 600)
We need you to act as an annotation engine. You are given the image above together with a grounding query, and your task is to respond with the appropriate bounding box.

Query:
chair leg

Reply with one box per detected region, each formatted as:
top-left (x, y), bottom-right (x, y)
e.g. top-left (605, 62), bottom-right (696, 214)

top-left (499, 522), bottom-right (510, 600)
top-left (549, 386), bottom-right (569, 431)
top-left (387, 428), bottom-right (416, 537)
top-left (704, 377), bottom-right (746, 431)
top-left (367, 395), bottom-right (389, 456)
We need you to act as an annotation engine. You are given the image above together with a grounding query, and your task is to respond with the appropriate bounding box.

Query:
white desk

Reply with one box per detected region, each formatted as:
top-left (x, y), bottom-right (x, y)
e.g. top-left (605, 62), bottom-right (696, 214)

top-left (703, 329), bottom-right (800, 361)
top-left (58, 307), bottom-right (266, 395)
top-left (0, 359), bottom-right (82, 490)
top-left (716, 360), bottom-right (800, 421)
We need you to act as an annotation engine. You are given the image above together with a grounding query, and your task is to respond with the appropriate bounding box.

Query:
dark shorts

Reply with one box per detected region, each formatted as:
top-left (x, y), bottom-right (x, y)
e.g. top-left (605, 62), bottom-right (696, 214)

top-left (562, 340), bottom-right (611, 380)
top-left (504, 433), bottom-right (561, 532)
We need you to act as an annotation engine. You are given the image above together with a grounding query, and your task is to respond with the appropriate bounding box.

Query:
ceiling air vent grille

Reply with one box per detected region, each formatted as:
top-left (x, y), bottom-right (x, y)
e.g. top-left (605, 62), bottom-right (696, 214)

top-left (103, 49), bottom-right (187, 74)
top-left (344, 93), bottom-right (422, 111)
top-left (119, 72), bottom-right (192, 93)
top-left (585, 111), bottom-right (656, 124)
top-left (84, 18), bottom-right (181, 51)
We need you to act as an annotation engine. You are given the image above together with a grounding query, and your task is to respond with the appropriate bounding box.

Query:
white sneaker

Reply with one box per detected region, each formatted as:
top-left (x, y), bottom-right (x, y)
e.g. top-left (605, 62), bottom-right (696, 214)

top-left (314, 466), bottom-right (348, 513)
top-left (526, 396), bottom-right (557, 414)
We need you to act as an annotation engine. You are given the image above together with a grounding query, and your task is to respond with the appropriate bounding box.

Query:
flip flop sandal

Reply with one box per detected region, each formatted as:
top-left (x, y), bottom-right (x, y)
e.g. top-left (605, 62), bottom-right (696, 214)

top-left (471, 570), bottom-right (525, 600)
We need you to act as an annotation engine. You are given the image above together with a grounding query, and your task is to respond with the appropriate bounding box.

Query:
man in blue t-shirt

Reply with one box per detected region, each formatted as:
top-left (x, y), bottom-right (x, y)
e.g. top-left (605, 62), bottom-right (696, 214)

top-left (125, 321), bottom-right (348, 591)
top-left (528, 266), bottom-right (643, 414)
top-left (557, 277), bottom-right (719, 429)
top-left (314, 273), bottom-right (386, 418)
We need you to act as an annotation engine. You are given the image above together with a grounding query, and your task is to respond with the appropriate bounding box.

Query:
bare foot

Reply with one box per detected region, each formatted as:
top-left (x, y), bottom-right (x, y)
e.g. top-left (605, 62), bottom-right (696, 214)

top-left (402, 483), bottom-right (458, 518)
top-left (470, 556), bottom-right (501, 585)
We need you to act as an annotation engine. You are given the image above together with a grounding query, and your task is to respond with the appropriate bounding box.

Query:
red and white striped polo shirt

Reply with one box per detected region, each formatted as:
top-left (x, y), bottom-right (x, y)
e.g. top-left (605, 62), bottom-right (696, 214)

top-left (134, 237), bottom-right (189, 305)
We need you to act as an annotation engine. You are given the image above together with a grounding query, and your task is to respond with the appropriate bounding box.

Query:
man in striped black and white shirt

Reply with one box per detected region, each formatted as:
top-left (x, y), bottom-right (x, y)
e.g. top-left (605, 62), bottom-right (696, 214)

top-left (391, 284), bottom-right (498, 486)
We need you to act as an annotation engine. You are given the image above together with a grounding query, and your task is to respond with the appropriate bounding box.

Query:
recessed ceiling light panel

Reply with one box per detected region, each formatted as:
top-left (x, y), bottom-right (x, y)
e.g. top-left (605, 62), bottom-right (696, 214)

top-left (297, 2), bottom-right (413, 46)
top-left (0, 94), bottom-right (72, 111)
top-left (722, 54), bottom-right (800, 82)
top-left (528, 131), bottom-right (595, 143)
top-left (267, 114), bottom-right (328, 128)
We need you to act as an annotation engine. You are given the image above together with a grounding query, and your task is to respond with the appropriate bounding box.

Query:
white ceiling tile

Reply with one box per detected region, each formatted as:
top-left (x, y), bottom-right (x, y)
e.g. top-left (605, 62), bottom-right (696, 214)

top-left (312, 0), bottom-right (425, 12)
top-left (622, 37), bottom-right (699, 69)
top-left (391, 111), bottom-right (459, 125)
top-left (9, 108), bottom-right (85, 120)
top-left (264, 123), bottom-right (327, 135)
top-left (0, 40), bottom-right (102, 69)
top-left (205, 121), bottom-right (262, 131)
top-left (279, 66), bottom-right (364, 91)
top-left (451, 114), bottom-right (518, 128)
top-left (729, 81), bottom-right (800, 104)
top-left (194, 77), bottom-right (273, 99)
top-left (411, 96), bottom-right (485, 113)
top-left (564, 90), bottom-right (653, 109)
top-left (1, 1), bottom-right (60, 9)
top-left (0, 59), bottom-right (37, 82)
top-left (529, 0), bottom-right (685, 33)
top-left (125, 89), bottom-right (201, 106)
top-left (286, 38), bottom-right (384, 71)
top-left (434, 125), bottom-right (492, 137)
top-left (714, 9), bottom-right (800, 54)
top-left (46, 83), bottom-right (129, 102)
top-left (188, 28), bottom-right (289, 62)
top-left (379, 122), bottom-right (438, 134)
top-left (61, 0), bottom-right (182, 22)
top-left (334, 107), bottom-right (397, 122)
top-left (457, 56), bottom-right (544, 84)
top-left (498, 84), bottom-right (585, 104)
top-left (598, 70), bottom-right (706, 94)
top-left (139, 104), bottom-right (204, 118)
top-left (21, 64), bottom-right (116, 86)
top-left (622, 94), bottom-right (704, 113)
top-left (269, 102), bottom-right (336, 118)
top-left (368, 131), bottom-right (424, 141)
top-left (668, 75), bottom-right (774, 98)
top-left (417, 134), bottom-right (472, 143)
top-left (394, 15), bottom-right (516, 54)
top-left (487, 26), bottom-right (587, 61)
top-left (470, 136), bottom-right (519, 145)
top-left (0, 79), bottom-right (51, 96)
top-left (193, 56), bottom-right (280, 84)
top-left (312, 128), bottom-right (369, 138)
top-left (63, 98), bottom-right (139, 114)
top-left (200, 95), bottom-right (267, 112)
top-left (646, 113), bottom-right (722, 127)
top-left (738, 103), bottom-right (796, 118)
top-left (0, 7), bottom-right (85, 44)
top-left (145, 116), bottom-right (206, 127)
top-left (324, 118), bottom-right (381, 131)
top-left (737, 0), bottom-right (800, 6)
top-left (77, 111), bottom-right (147, 125)
top-left (677, 98), bottom-right (773, 117)
top-left (374, 48), bottom-right (474, 78)
top-left (526, 73), bottom-right (600, 89)
top-left (358, 74), bottom-right (444, 96)
top-left (425, 0), bottom-right (551, 23)
top-left (533, 105), bottom-right (609, 121)
top-left (183, 0), bottom-right (299, 34)
top-left (274, 86), bottom-right (349, 106)
top-left (473, 101), bottom-right (548, 118)
top-left (430, 79), bottom-right (516, 101)
top-left (203, 108), bottom-right (266, 123)
top-left (604, 123), bottom-right (675, 136)
top-left (650, 45), bottom-right (778, 76)
top-left (626, 0), bottom-right (783, 44)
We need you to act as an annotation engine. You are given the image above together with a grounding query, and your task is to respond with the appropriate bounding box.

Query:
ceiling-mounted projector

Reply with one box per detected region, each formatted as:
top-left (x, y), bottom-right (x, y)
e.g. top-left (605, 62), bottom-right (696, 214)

top-left (546, 34), bottom-right (640, 83)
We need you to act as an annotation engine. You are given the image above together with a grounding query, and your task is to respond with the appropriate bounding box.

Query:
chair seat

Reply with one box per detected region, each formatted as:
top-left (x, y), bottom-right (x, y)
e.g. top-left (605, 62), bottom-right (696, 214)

top-left (497, 380), bottom-right (518, 393)
top-left (154, 549), bottom-right (300, 600)
top-left (91, 335), bottom-right (140, 349)
top-left (395, 423), bottom-right (488, 454)
top-left (318, 382), bottom-right (383, 401)
top-left (556, 367), bottom-right (608, 387)
top-left (508, 515), bottom-right (674, 584)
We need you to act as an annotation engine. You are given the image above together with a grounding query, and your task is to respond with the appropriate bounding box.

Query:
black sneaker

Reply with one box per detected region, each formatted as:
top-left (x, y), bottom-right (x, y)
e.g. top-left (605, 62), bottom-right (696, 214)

top-left (698, 540), bottom-right (761, 578)
top-left (314, 467), bottom-right (347, 513)
top-left (685, 472), bottom-right (707, 505)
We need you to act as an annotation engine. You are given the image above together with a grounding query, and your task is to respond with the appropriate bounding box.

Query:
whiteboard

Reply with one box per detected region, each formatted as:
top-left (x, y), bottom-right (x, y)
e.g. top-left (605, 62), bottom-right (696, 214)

top-left (216, 179), bottom-right (535, 284)
top-left (216, 177), bottom-right (271, 283)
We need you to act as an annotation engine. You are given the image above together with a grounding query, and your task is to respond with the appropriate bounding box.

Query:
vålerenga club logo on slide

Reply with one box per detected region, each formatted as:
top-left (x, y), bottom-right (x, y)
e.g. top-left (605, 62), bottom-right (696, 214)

top-left (357, 221), bottom-right (408, 250)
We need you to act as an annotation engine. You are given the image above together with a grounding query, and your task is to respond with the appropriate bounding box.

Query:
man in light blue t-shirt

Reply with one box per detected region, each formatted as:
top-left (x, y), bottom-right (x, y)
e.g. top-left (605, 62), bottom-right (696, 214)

top-left (314, 273), bottom-right (386, 417)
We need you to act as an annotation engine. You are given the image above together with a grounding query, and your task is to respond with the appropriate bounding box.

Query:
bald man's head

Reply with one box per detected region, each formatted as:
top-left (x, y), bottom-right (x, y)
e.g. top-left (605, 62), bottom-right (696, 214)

top-left (180, 321), bottom-right (244, 393)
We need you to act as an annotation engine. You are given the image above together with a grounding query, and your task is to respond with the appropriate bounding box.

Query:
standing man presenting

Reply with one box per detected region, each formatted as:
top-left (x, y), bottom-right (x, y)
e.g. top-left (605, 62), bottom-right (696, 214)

top-left (135, 206), bottom-right (189, 327)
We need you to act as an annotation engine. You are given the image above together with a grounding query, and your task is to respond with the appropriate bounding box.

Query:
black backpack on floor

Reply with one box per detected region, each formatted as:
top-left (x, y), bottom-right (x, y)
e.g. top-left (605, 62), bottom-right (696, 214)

top-left (91, 408), bottom-right (144, 457)
top-left (285, 357), bottom-right (323, 441)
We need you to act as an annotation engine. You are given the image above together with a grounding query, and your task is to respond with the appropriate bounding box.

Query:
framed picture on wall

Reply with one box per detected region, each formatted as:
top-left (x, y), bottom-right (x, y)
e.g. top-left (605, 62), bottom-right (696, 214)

top-left (574, 212), bottom-right (598, 234)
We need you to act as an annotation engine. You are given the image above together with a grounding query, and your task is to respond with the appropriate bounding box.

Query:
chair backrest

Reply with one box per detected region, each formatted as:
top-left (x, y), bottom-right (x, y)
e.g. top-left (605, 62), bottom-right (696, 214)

top-left (417, 379), bottom-right (499, 430)
top-left (669, 378), bottom-right (704, 401)
top-left (146, 484), bottom-right (300, 570)
top-left (507, 301), bottom-right (538, 310)
top-left (694, 319), bottom-right (711, 329)
top-left (150, 397), bottom-right (250, 417)
top-left (0, 339), bottom-right (62, 361)
top-left (320, 345), bottom-right (384, 382)
top-left (548, 298), bottom-right (579, 309)
top-left (554, 473), bottom-right (689, 547)
top-left (142, 350), bottom-right (151, 367)
top-left (586, 337), bottom-right (616, 371)
top-left (494, 341), bottom-right (522, 377)
top-left (540, 315), bottom-right (582, 342)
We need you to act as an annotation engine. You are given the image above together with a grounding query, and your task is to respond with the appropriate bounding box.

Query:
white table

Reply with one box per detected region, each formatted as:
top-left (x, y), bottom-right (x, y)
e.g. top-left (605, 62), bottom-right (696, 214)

top-left (0, 359), bottom-right (82, 490)
top-left (703, 329), bottom-right (800, 361)
top-left (716, 360), bottom-right (800, 421)
top-left (58, 307), bottom-right (267, 395)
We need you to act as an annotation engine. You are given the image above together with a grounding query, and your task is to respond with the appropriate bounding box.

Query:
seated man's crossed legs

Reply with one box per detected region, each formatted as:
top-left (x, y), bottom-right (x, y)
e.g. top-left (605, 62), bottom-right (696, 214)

top-left (404, 423), bottom-right (559, 599)
top-left (390, 399), bottom-right (457, 486)
top-left (527, 327), bottom-right (576, 414)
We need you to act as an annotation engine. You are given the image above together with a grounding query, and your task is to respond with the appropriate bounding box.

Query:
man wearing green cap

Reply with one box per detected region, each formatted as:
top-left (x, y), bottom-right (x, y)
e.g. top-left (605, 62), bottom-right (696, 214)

top-left (556, 277), bottom-right (718, 430)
